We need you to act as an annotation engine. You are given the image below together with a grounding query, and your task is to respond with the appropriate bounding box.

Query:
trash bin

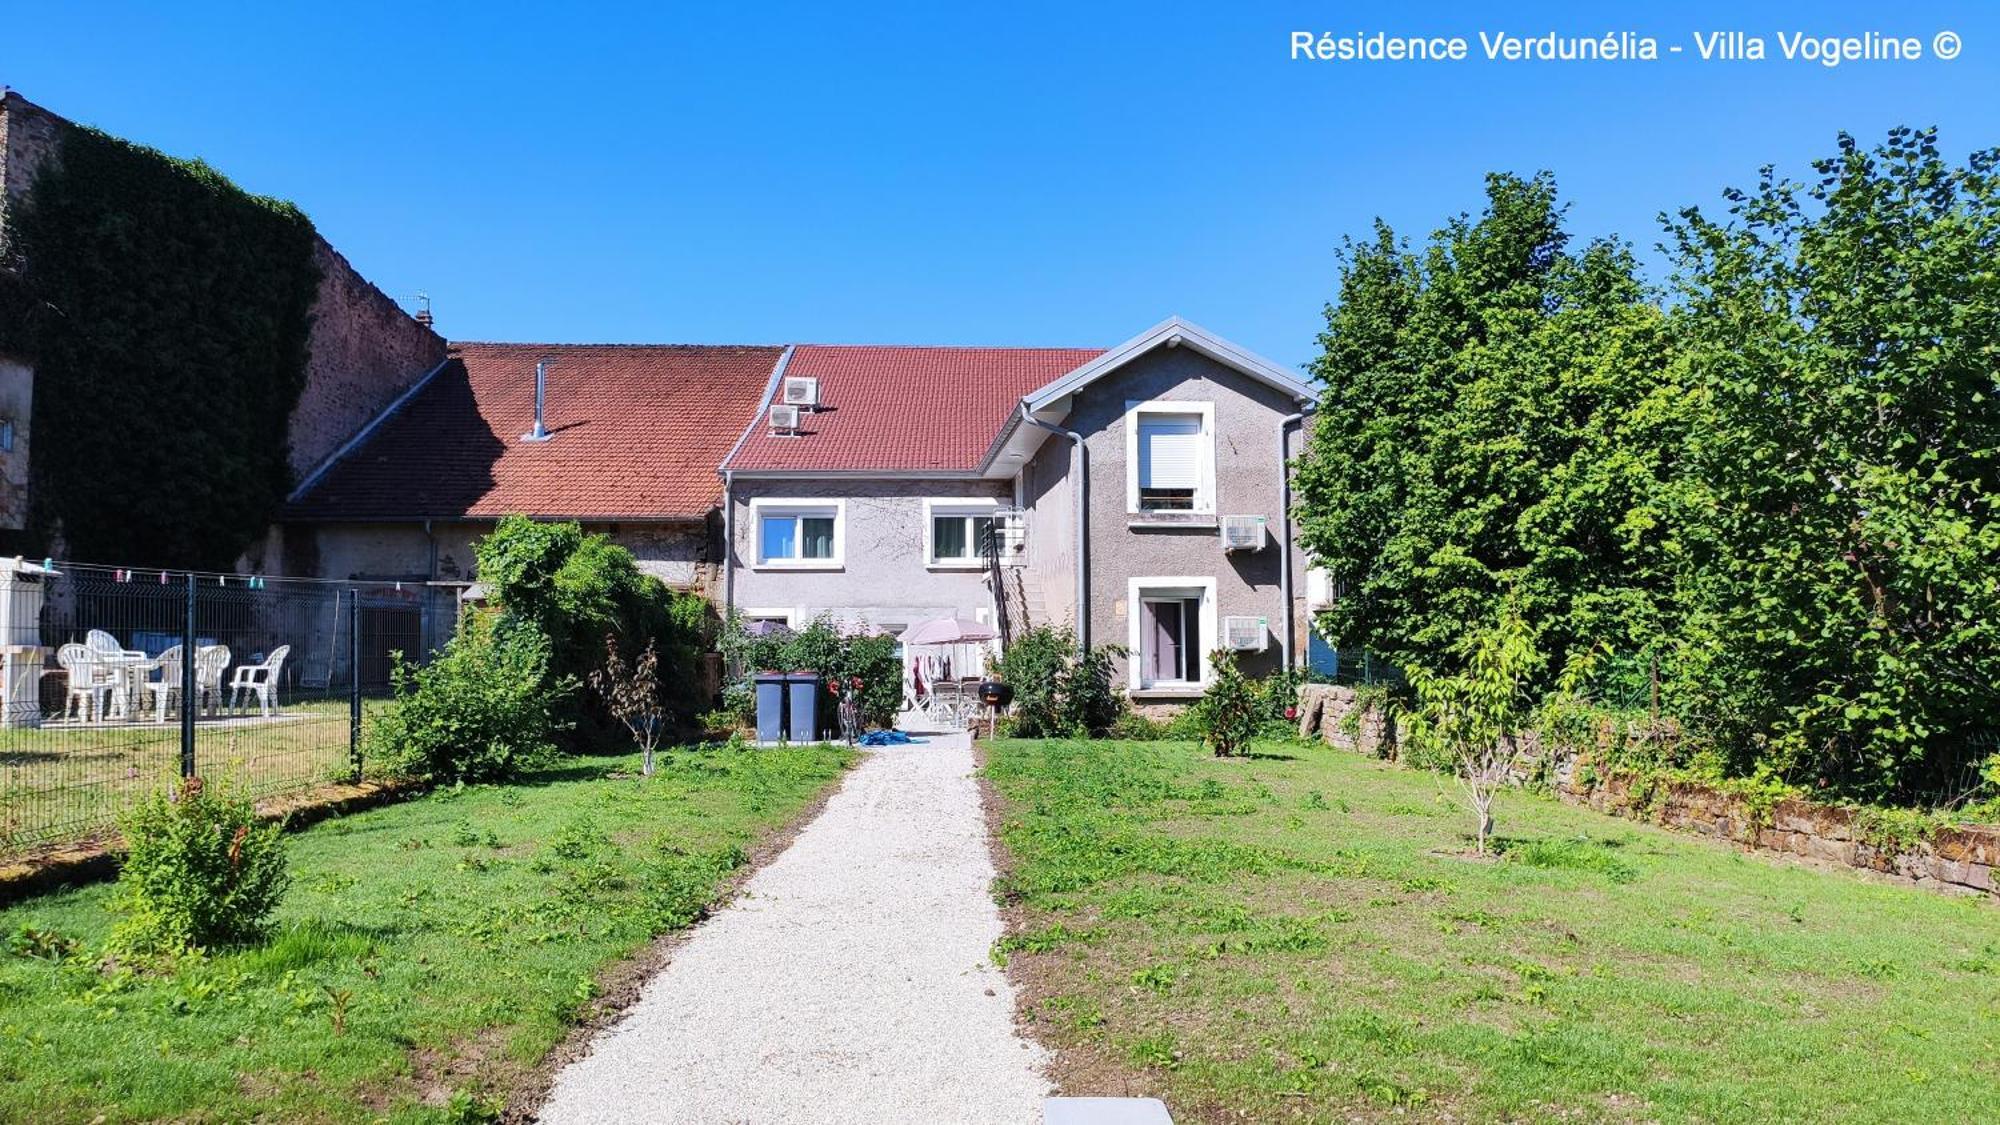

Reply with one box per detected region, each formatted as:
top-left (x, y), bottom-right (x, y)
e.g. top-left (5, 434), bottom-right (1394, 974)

top-left (754, 671), bottom-right (788, 744)
top-left (786, 671), bottom-right (821, 743)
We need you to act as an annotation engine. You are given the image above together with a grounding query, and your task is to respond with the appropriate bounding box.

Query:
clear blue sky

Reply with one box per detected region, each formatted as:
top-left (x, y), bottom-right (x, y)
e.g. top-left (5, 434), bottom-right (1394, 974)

top-left (5, 2), bottom-right (1997, 367)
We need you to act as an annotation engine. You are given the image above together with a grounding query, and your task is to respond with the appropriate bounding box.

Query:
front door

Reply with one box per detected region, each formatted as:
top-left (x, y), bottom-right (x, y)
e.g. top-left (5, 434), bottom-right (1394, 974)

top-left (1141, 597), bottom-right (1199, 686)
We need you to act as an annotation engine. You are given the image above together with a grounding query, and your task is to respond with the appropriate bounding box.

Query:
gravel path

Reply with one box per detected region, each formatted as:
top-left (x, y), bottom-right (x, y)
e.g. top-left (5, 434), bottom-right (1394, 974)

top-left (538, 732), bottom-right (1050, 1124)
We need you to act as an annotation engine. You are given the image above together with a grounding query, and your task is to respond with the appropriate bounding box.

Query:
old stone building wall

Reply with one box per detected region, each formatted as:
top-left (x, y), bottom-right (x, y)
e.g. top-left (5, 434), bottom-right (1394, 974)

top-left (288, 240), bottom-right (448, 482)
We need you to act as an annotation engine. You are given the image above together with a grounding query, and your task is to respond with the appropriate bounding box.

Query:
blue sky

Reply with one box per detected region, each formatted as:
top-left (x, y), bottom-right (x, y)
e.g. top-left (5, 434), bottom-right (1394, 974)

top-left (4, 2), bottom-right (1997, 367)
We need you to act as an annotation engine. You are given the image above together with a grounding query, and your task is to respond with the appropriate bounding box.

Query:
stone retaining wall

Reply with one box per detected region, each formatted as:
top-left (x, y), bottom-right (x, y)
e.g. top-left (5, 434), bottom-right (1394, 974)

top-left (1295, 683), bottom-right (2000, 898)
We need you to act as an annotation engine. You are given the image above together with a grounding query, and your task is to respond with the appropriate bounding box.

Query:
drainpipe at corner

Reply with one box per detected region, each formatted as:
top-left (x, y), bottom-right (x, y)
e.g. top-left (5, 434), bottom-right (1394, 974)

top-left (1018, 403), bottom-right (1088, 657)
top-left (721, 469), bottom-right (736, 616)
top-left (1278, 402), bottom-right (1315, 675)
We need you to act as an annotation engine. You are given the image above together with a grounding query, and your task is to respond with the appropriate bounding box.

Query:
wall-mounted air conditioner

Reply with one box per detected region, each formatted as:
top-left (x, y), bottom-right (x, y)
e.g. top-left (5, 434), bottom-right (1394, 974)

top-left (1222, 615), bottom-right (1268, 652)
top-left (1220, 515), bottom-right (1267, 552)
top-left (781, 376), bottom-right (820, 409)
top-left (768, 404), bottom-right (801, 434)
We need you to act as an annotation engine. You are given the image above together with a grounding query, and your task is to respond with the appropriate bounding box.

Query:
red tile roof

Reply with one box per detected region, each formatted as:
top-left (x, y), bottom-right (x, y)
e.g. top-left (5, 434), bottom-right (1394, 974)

top-left (284, 343), bottom-right (783, 520)
top-left (723, 345), bottom-right (1102, 473)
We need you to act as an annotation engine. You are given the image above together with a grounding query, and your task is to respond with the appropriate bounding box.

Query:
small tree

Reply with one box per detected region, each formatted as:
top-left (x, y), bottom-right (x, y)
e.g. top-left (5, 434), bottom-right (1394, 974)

top-left (1401, 612), bottom-right (1538, 855)
top-left (1192, 649), bottom-right (1259, 757)
top-left (589, 634), bottom-right (665, 776)
top-left (114, 776), bottom-right (290, 954)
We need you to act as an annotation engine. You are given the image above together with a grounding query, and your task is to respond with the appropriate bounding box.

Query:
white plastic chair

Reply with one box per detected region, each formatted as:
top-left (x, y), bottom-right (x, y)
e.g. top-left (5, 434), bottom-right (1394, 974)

top-left (57, 643), bottom-right (116, 723)
top-left (145, 645), bottom-right (183, 723)
top-left (228, 645), bottom-right (289, 718)
top-left (193, 645), bottom-right (231, 717)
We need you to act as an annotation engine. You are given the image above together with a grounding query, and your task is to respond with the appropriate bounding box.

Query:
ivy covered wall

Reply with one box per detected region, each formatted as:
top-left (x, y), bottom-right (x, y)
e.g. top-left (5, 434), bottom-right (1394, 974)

top-left (0, 121), bottom-right (322, 568)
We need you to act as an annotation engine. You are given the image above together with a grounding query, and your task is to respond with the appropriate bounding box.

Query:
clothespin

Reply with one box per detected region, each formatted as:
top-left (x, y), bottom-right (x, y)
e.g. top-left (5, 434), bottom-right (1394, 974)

top-left (394, 581), bottom-right (403, 593)
top-left (159, 571), bottom-right (168, 584)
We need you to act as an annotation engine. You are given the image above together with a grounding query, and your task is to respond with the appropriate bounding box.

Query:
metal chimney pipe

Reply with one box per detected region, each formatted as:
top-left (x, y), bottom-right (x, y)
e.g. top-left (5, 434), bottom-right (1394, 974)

top-left (522, 360), bottom-right (551, 442)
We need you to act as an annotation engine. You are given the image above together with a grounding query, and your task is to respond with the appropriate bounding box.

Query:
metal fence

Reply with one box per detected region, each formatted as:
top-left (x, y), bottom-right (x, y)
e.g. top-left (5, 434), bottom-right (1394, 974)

top-left (0, 560), bottom-right (460, 855)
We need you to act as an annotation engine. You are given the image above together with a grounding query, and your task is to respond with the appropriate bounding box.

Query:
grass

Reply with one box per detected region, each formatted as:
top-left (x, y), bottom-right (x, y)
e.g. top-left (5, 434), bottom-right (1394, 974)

top-left (0, 744), bottom-right (852, 1122)
top-left (0, 700), bottom-right (387, 852)
top-left (985, 737), bottom-right (2000, 1123)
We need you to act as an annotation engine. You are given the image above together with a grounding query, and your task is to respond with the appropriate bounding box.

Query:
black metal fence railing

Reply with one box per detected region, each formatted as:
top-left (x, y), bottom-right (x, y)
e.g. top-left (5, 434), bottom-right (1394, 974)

top-left (0, 560), bottom-right (459, 856)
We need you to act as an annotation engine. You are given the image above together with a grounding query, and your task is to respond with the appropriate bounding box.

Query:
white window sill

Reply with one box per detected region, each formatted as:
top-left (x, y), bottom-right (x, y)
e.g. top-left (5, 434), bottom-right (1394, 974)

top-left (926, 561), bottom-right (986, 571)
top-left (1128, 513), bottom-right (1219, 529)
top-left (1130, 685), bottom-right (1207, 700)
top-left (751, 561), bottom-right (844, 572)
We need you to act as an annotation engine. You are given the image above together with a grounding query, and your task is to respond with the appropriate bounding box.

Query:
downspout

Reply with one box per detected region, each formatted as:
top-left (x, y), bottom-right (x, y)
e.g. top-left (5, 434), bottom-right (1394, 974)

top-left (721, 470), bottom-right (736, 616)
top-left (1018, 403), bottom-right (1088, 655)
top-left (1278, 403), bottom-right (1316, 675)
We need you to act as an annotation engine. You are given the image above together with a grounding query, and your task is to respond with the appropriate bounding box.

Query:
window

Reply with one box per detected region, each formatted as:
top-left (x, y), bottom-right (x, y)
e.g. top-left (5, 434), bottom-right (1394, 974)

top-left (751, 500), bottom-right (843, 567)
top-left (924, 499), bottom-right (1002, 567)
top-left (1125, 401), bottom-right (1215, 514)
top-left (1125, 577), bottom-right (1219, 692)
top-left (932, 513), bottom-right (995, 562)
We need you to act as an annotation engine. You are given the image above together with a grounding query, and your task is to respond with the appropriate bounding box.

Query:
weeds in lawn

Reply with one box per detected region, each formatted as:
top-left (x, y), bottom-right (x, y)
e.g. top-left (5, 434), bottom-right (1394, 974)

top-left (0, 746), bottom-right (850, 1122)
top-left (985, 737), bottom-right (2000, 1123)
top-left (1500, 835), bottom-right (1640, 884)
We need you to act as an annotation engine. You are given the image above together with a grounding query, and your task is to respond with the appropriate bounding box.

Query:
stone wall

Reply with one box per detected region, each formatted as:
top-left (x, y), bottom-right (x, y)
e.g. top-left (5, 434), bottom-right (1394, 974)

top-left (288, 239), bottom-right (447, 482)
top-left (1295, 682), bottom-right (2000, 898)
top-left (0, 92), bottom-right (62, 247)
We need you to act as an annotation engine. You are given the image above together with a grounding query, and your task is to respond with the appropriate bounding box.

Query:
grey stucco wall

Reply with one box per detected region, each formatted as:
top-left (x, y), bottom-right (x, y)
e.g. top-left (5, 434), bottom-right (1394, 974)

top-left (728, 477), bottom-right (1007, 630)
top-left (1037, 345), bottom-right (1309, 691)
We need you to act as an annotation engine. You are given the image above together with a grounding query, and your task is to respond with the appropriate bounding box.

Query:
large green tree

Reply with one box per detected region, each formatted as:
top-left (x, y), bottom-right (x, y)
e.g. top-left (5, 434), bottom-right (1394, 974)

top-left (1665, 129), bottom-right (2000, 800)
top-left (1293, 173), bottom-right (1681, 692)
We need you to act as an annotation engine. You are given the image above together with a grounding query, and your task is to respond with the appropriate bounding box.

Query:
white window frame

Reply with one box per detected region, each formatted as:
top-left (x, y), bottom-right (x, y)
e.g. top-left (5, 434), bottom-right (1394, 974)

top-left (922, 497), bottom-right (1002, 570)
top-left (749, 498), bottom-right (845, 570)
top-left (1124, 400), bottom-right (1216, 515)
top-left (1126, 576), bottom-right (1219, 693)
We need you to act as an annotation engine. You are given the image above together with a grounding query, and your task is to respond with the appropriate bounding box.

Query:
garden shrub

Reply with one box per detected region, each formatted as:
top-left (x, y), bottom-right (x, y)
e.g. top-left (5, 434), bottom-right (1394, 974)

top-left (1191, 650), bottom-right (1260, 757)
top-left (993, 625), bottom-right (1124, 738)
top-left (367, 613), bottom-right (568, 784)
top-left (715, 614), bottom-right (907, 734)
top-left (475, 517), bottom-right (715, 741)
top-left (114, 777), bottom-right (290, 953)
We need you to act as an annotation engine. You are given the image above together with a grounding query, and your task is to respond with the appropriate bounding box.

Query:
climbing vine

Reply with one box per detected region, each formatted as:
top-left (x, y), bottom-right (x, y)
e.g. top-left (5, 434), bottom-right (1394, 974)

top-left (1, 123), bottom-right (320, 567)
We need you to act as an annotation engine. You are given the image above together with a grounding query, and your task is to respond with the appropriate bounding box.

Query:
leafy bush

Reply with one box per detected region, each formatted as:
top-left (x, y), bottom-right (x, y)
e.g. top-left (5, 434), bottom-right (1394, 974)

top-left (114, 777), bottom-right (290, 953)
top-left (1191, 650), bottom-right (1260, 757)
top-left (475, 517), bottom-right (715, 738)
top-left (367, 613), bottom-right (568, 784)
top-left (993, 625), bottom-right (1125, 738)
top-left (716, 613), bottom-right (905, 734)
top-left (833, 632), bottom-right (903, 728)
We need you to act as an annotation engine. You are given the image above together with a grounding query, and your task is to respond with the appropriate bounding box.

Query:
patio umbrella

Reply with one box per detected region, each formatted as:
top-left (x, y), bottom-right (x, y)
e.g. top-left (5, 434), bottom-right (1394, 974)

top-left (897, 616), bottom-right (998, 646)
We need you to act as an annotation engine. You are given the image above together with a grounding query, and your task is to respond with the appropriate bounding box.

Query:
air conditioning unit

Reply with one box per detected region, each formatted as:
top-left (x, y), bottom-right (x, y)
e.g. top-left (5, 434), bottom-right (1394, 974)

top-left (768, 404), bottom-right (801, 434)
top-left (781, 376), bottom-right (820, 408)
top-left (1222, 615), bottom-right (1268, 652)
top-left (1220, 515), bottom-right (1267, 552)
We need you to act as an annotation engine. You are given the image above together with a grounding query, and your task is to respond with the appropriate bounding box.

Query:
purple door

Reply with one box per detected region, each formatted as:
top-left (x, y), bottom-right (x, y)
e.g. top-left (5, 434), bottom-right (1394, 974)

top-left (1145, 599), bottom-right (1186, 684)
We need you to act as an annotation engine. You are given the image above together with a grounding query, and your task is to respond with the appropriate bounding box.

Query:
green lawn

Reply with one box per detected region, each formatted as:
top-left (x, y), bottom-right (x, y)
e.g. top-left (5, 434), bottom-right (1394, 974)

top-left (0, 744), bottom-right (853, 1122)
top-left (1, 700), bottom-right (385, 852)
top-left (985, 738), bottom-right (2000, 1123)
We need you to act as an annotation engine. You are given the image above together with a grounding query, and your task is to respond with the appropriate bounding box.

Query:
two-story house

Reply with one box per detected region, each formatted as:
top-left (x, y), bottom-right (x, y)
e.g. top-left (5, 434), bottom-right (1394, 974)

top-left (719, 318), bottom-right (1314, 701)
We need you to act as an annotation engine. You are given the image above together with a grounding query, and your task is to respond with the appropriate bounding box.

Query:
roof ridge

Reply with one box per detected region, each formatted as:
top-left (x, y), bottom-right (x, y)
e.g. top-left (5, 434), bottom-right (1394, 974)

top-left (789, 342), bottom-right (1105, 352)
top-left (450, 341), bottom-right (782, 350)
